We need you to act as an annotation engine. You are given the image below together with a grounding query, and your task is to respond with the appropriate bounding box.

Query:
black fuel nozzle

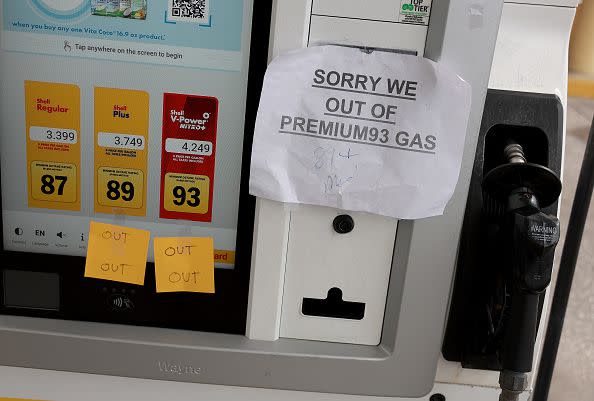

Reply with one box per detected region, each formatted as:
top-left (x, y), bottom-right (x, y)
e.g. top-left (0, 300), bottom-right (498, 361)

top-left (482, 143), bottom-right (562, 401)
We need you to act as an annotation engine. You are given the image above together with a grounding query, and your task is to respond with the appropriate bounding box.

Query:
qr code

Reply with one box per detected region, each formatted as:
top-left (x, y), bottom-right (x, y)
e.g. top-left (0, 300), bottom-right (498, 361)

top-left (170, 0), bottom-right (210, 23)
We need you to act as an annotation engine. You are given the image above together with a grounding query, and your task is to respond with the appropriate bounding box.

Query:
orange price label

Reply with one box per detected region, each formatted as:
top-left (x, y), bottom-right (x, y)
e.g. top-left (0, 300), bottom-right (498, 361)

top-left (94, 87), bottom-right (149, 216)
top-left (25, 81), bottom-right (80, 211)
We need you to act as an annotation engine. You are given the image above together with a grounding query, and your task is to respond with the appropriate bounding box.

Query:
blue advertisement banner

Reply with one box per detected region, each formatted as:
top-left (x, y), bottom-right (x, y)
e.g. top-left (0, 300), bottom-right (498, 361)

top-left (1, 0), bottom-right (247, 69)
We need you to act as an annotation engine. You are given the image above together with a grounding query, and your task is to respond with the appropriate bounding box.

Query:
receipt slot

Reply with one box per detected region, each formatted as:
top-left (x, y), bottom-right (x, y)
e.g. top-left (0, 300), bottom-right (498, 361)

top-left (0, 0), bottom-right (575, 399)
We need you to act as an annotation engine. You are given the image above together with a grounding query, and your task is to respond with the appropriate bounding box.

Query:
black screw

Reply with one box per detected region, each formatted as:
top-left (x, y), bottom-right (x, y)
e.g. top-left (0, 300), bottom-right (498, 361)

top-left (429, 394), bottom-right (446, 401)
top-left (333, 215), bottom-right (355, 234)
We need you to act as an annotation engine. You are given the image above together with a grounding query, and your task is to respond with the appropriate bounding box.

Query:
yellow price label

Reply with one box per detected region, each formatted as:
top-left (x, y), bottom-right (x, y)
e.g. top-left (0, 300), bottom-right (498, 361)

top-left (25, 81), bottom-right (80, 211)
top-left (163, 173), bottom-right (210, 215)
top-left (97, 167), bottom-right (144, 210)
top-left (30, 161), bottom-right (77, 203)
top-left (94, 87), bottom-right (149, 216)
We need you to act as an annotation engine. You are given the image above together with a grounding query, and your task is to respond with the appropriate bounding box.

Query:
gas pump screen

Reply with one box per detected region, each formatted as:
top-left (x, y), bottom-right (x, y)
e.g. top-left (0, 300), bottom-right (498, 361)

top-left (0, 0), bottom-right (259, 268)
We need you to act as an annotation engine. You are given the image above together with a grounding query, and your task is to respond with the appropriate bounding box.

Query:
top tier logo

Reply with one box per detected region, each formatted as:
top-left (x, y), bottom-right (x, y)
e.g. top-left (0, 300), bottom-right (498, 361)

top-left (398, 0), bottom-right (432, 26)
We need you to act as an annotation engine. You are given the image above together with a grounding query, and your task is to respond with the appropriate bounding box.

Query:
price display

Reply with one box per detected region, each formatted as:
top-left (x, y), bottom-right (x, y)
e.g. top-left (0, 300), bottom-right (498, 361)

top-left (165, 138), bottom-right (213, 156)
top-left (30, 126), bottom-right (78, 144)
top-left (98, 132), bottom-right (145, 150)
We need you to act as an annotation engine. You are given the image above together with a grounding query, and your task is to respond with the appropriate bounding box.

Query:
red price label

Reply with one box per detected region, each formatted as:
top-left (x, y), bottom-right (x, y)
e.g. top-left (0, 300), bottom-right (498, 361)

top-left (159, 93), bottom-right (218, 222)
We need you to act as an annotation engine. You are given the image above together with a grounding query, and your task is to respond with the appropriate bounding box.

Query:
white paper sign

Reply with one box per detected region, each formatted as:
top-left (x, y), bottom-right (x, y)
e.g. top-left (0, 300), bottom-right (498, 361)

top-left (249, 46), bottom-right (472, 219)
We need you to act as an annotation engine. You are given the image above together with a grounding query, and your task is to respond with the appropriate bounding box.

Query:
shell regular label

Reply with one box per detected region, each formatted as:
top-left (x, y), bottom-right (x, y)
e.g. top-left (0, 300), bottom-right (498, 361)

top-left (160, 93), bottom-right (218, 222)
top-left (25, 81), bottom-right (81, 211)
top-left (94, 87), bottom-right (149, 216)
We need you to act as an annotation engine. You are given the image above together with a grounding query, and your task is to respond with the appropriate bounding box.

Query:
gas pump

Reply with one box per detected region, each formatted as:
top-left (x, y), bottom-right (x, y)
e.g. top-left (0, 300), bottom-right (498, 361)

top-left (0, 0), bottom-right (583, 400)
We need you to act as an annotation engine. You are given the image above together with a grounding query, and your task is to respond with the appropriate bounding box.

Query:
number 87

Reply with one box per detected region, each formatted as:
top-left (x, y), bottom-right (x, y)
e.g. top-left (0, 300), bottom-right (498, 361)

top-left (41, 175), bottom-right (67, 195)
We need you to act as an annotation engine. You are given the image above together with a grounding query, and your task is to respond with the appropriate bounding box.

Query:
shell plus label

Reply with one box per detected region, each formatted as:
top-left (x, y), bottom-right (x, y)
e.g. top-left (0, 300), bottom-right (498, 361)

top-left (160, 93), bottom-right (218, 222)
top-left (25, 80), bottom-right (81, 211)
top-left (94, 87), bottom-right (149, 216)
top-left (399, 0), bottom-right (432, 25)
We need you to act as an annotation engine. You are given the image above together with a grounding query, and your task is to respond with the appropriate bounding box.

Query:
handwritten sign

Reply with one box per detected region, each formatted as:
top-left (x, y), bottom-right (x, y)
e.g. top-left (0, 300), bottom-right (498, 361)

top-left (84, 221), bottom-right (150, 285)
top-left (153, 237), bottom-right (215, 293)
top-left (249, 45), bottom-right (471, 219)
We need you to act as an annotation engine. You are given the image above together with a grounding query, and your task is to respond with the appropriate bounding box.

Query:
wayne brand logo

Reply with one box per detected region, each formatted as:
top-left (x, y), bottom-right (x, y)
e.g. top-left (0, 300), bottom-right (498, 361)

top-left (170, 109), bottom-right (210, 131)
top-left (157, 360), bottom-right (202, 375)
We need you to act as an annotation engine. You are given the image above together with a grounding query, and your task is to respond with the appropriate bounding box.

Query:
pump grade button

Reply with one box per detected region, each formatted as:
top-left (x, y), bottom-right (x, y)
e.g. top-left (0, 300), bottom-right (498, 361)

top-left (96, 167), bottom-right (144, 209)
top-left (163, 173), bottom-right (210, 215)
top-left (30, 161), bottom-right (77, 203)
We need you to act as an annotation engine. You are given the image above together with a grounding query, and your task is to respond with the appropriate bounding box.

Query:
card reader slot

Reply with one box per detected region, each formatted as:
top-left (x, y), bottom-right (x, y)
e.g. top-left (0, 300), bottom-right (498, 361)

top-left (302, 287), bottom-right (365, 320)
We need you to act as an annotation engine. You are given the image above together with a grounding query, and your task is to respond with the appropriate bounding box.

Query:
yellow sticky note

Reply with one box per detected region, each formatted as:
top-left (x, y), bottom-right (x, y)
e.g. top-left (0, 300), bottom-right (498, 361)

top-left (84, 221), bottom-right (150, 285)
top-left (154, 237), bottom-right (215, 293)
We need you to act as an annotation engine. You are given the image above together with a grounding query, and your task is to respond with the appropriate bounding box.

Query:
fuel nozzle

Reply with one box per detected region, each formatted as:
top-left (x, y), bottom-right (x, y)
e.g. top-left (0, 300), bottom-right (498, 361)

top-left (482, 143), bottom-right (561, 401)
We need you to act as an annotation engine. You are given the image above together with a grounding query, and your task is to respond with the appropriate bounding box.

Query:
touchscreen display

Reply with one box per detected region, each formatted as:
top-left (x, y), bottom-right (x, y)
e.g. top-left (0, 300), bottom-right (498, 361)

top-left (0, 0), bottom-right (255, 266)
